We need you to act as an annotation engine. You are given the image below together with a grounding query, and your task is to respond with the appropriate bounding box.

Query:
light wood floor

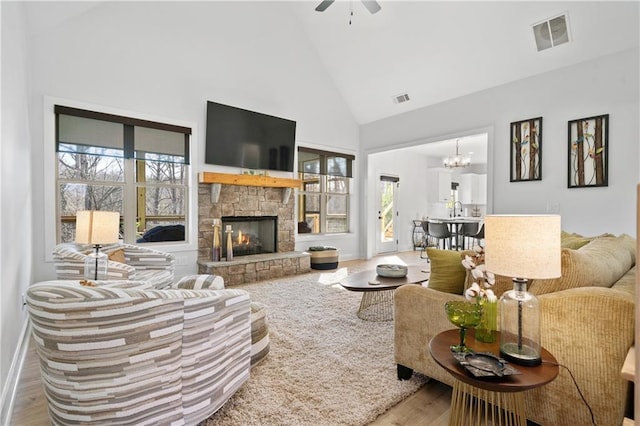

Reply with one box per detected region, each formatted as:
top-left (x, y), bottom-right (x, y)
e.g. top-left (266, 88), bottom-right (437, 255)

top-left (10, 251), bottom-right (454, 425)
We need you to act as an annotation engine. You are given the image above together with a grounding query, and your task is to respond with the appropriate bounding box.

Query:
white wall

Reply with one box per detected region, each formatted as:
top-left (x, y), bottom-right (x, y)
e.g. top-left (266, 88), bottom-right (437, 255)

top-left (0, 2), bottom-right (33, 419)
top-left (26, 1), bottom-right (360, 281)
top-left (361, 48), bottom-right (639, 243)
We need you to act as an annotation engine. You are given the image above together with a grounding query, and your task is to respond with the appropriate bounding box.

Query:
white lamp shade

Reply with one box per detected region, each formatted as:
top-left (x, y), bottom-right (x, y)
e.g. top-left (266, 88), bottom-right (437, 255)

top-left (75, 211), bottom-right (120, 245)
top-left (484, 215), bottom-right (561, 279)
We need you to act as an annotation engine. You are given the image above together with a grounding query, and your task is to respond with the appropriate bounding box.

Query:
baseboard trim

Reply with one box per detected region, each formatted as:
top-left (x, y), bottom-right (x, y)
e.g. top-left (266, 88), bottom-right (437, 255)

top-left (0, 319), bottom-right (31, 426)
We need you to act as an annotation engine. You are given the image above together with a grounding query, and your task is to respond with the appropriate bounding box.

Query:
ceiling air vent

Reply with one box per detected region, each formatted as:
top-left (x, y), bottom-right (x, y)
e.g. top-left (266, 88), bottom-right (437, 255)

top-left (392, 93), bottom-right (410, 104)
top-left (532, 13), bottom-right (571, 52)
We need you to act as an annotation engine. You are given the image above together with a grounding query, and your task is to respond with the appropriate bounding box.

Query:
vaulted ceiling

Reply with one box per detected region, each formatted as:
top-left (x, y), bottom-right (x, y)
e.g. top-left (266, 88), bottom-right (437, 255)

top-left (290, 1), bottom-right (639, 124)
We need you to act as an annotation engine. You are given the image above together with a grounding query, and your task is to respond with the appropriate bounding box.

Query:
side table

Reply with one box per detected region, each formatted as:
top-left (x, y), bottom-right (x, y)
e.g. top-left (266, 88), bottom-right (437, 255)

top-left (429, 329), bottom-right (559, 426)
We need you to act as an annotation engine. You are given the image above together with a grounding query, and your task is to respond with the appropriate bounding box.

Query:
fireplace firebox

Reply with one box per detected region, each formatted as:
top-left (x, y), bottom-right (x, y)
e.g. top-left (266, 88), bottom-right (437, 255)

top-left (221, 216), bottom-right (277, 258)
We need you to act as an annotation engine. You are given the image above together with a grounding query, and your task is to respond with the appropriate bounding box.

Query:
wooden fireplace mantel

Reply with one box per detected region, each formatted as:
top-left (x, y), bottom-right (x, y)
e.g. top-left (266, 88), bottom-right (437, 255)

top-left (199, 172), bottom-right (302, 189)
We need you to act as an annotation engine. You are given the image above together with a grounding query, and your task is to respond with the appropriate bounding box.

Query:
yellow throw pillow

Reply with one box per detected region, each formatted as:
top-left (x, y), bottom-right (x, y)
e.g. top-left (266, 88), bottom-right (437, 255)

top-left (425, 248), bottom-right (467, 295)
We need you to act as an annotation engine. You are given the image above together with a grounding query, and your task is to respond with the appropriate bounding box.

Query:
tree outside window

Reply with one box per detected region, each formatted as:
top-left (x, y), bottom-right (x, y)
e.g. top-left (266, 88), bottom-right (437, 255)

top-left (55, 106), bottom-right (190, 244)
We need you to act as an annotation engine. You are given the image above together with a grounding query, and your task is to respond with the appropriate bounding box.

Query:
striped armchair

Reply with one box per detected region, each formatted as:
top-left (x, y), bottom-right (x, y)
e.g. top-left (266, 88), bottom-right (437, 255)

top-left (27, 278), bottom-right (252, 425)
top-left (52, 243), bottom-right (175, 289)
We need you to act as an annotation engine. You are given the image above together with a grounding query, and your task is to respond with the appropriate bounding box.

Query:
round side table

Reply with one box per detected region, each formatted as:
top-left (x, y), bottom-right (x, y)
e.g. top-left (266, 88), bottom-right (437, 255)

top-left (429, 329), bottom-right (559, 426)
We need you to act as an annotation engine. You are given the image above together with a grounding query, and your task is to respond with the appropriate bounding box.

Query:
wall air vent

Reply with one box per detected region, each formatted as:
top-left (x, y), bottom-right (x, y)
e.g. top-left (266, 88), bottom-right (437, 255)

top-left (532, 13), bottom-right (571, 52)
top-left (392, 93), bottom-right (410, 104)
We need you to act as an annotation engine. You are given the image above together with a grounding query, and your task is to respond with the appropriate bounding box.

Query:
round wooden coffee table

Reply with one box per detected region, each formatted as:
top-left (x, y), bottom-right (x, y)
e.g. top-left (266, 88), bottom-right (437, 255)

top-left (429, 329), bottom-right (559, 425)
top-left (340, 265), bottom-right (429, 321)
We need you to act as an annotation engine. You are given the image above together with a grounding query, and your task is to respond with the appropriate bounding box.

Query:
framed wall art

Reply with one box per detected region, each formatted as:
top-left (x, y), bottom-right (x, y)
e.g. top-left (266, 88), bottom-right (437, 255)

top-left (510, 117), bottom-right (542, 182)
top-left (567, 114), bottom-right (608, 188)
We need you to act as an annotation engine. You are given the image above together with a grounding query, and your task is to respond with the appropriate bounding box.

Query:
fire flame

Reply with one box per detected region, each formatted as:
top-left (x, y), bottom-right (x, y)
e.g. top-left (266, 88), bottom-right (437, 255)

top-left (237, 230), bottom-right (250, 245)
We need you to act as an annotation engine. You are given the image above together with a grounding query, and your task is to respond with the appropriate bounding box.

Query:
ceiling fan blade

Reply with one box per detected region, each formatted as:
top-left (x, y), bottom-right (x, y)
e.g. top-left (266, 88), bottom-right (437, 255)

top-left (315, 0), bottom-right (335, 12)
top-left (361, 0), bottom-right (382, 14)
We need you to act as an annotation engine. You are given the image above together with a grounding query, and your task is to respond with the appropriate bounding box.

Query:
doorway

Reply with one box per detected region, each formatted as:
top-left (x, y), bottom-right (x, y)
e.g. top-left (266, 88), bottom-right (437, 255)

top-left (375, 175), bottom-right (399, 254)
top-left (364, 128), bottom-right (491, 260)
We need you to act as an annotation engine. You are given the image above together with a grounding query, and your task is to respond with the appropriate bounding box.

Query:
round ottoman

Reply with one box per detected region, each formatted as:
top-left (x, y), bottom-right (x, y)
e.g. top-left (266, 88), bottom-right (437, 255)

top-left (308, 246), bottom-right (339, 270)
top-left (250, 302), bottom-right (270, 367)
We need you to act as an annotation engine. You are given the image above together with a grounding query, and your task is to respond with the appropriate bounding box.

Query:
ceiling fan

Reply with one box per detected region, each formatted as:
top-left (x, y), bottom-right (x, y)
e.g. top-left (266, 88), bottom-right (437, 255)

top-left (315, 0), bottom-right (382, 15)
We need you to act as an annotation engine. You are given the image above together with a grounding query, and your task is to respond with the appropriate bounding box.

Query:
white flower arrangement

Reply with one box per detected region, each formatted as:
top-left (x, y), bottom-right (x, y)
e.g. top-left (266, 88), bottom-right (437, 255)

top-left (462, 246), bottom-right (496, 304)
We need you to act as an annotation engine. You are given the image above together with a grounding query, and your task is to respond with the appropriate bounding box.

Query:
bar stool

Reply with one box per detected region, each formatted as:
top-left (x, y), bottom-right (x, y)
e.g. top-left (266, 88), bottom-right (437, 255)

top-left (427, 222), bottom-right (452, 250)
top-left (419, 221), bottom-right (433, 259)
top-left (468, 223), bottom-right (485, 248)
top-left (460, 222), bottom-right (479, 250)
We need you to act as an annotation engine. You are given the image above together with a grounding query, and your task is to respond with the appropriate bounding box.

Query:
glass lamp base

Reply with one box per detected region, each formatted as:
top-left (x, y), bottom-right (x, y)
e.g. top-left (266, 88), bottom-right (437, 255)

top-left (84, 250), bottom-right (108, 280)
top-left (500, 343), bottom-right (541, 366)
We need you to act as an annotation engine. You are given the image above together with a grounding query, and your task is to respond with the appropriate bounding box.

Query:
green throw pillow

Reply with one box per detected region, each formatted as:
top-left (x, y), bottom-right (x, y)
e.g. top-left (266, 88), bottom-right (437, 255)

top-left (426, 248), bottom-right (466, 295)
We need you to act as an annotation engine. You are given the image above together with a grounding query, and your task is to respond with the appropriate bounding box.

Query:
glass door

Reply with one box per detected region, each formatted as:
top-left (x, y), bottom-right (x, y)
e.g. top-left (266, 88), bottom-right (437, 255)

top-left (375, 175), bottom-right (399, 254)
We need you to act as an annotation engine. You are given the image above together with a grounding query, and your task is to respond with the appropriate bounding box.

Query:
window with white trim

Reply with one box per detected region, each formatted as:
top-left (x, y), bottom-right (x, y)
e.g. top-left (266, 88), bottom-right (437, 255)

top-left (297, 147), bottom-right (354, 234)
top-left (55, 105), bottom-right (191, 244)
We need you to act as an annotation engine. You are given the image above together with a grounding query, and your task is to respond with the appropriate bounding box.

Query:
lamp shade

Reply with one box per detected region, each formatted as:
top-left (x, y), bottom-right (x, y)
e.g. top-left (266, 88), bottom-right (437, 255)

top-left (75, 211), bottom-right (120, 245)
top-left (484, 215), bottom-right (561, 279)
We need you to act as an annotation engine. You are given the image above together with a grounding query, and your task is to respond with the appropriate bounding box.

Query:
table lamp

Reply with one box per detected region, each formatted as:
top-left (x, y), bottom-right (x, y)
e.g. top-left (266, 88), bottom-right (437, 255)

top-left (484, 215), bottom-right (561, 366)
top-left (75, 210), bottom-right (120, 280)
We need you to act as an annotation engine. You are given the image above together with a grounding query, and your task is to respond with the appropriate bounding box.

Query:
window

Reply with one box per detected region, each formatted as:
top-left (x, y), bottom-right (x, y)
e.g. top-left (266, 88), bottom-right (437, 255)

top-left (297, 147), bottom-right (354, 234)
top-left (55, 105), bottom-right (191, 244)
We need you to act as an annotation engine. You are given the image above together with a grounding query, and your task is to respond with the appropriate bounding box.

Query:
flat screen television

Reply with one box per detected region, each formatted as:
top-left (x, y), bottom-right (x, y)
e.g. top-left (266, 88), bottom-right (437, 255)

top-left (205, 101), bottom-right (297, 172)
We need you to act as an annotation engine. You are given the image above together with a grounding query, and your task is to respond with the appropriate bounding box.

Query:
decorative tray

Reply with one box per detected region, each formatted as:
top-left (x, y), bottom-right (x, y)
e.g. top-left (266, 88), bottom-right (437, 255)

top-left (452, 352), bottom-right (520, 378)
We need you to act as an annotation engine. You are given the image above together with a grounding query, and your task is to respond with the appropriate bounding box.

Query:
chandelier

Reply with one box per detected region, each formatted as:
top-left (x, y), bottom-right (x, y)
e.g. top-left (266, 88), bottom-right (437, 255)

top-left (443, 140), bottom-right (471, 168)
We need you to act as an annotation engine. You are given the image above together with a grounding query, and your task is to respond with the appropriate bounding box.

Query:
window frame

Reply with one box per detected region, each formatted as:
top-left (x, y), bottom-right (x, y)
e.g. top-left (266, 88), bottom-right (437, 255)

top-left (297, 147), bottom-right (354, 235)
top-left (44, 97), bottom-right (198, 262)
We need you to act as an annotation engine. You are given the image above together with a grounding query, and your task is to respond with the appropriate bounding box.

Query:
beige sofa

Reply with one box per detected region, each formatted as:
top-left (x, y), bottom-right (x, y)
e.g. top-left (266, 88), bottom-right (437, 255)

top-left (394, 234), bottom-right (636, 426)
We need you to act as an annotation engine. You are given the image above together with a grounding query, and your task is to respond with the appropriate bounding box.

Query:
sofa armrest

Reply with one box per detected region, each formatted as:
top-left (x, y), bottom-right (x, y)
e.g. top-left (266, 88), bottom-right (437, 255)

top-left (122, 243), bottom-right (175, 270)
top-left (173, 274), bottom-right (225, 290)
top-left (159, 286), bottom-right (251, 423)
top-left (394, 284), bottom-right (466, 385)
top-left (85, 279), bottom-right (157, 290)
top-left (525, 287), bottom-right (635, 426)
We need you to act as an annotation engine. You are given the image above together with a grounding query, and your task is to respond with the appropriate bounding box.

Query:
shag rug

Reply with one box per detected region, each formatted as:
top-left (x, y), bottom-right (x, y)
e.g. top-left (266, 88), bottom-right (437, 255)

top-left (201, 267), bottom-right (428, 426)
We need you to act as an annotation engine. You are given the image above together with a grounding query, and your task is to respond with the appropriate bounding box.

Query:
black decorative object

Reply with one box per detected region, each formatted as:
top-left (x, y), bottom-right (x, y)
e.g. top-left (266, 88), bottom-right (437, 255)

top-left (452, 352), bottom-right (521, 378)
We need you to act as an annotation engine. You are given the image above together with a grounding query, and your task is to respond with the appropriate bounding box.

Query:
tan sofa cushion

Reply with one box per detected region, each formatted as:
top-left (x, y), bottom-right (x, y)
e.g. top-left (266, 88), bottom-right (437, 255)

top-left (425, 248), bottom-right (466, 295)
top-left (560, 233), bottom-right (591, 249)
top-left (529, 235), bottom-right (635, 295)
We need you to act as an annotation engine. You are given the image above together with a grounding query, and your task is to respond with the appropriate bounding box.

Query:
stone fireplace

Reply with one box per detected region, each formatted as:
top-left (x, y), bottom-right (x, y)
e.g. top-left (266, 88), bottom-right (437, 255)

top-left (197, 183), bottom-right (295, 258)
top-left (197, 173), bottom-right (310, 285)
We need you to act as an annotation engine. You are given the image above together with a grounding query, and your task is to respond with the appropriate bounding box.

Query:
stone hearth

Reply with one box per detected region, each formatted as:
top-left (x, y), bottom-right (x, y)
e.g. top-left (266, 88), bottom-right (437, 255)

top-left (198, 252), bottom-right (310, 286)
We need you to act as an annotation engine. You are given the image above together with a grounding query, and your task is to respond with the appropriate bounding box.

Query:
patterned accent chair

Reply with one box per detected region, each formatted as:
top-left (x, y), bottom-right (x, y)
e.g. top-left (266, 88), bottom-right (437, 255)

top-left (52, 243), bottom-right (175, 289)
top-left (26, 278), bottom-right (252, 425)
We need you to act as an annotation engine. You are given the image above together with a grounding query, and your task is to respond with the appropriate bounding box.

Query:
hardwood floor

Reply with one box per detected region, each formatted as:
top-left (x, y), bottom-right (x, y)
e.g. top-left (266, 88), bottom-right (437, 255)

top-left (369, 381), bottom-right (452, 426)
top-left (10, 251), bottom-right (453, 425)
top-left (10, 338), bottom-right (49, 426)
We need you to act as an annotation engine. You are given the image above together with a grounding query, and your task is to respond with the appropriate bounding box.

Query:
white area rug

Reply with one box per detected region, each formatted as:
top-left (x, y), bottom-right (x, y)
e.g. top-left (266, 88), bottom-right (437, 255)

top-left (201, 267), bottom-right (428, 426)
